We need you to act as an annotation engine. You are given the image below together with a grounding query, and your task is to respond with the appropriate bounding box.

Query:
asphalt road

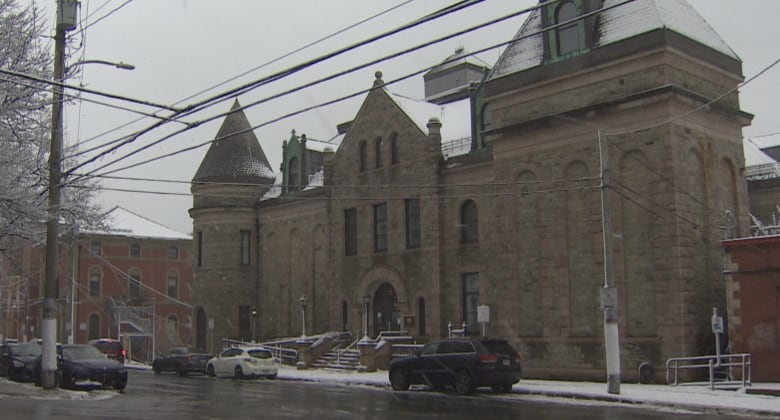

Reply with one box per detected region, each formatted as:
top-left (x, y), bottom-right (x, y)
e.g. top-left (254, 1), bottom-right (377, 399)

top-left (0, 370), bottom-right (750, 419)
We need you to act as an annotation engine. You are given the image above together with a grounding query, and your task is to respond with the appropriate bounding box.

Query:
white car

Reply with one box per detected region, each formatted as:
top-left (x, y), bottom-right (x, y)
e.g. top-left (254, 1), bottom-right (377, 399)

top-left (206, 347), bottom-right (279, 379)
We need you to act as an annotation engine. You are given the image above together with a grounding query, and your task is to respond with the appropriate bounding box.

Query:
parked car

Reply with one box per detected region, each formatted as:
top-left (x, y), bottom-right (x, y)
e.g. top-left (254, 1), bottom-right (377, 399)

top-left (206, 347), bottom-right (279, 379)
top-left (0, 342), bottom-right (41, 382)
top-left (89, 338), bottom-right (126, 364)
top-left (152, 347), bottom-right (212, 376)
top-left (33, 344), bottom-right (127, 390)
top-left (388, 337), bottom-right (522, 395)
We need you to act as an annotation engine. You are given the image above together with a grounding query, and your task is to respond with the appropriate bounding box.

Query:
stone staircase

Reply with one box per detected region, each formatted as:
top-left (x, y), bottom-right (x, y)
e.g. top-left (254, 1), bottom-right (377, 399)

top-left (311, 346), bottom-right (361, 370)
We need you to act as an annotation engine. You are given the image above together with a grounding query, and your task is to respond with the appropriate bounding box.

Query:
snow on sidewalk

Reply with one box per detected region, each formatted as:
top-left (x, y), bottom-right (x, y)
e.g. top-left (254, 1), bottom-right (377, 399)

top-left (276, 366), bottom-right (780, 417)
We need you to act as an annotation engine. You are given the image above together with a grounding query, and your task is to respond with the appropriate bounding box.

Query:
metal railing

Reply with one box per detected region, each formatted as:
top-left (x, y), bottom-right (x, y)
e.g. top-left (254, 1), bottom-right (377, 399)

top-left (666, 353), bottom-right (752, 390)
top-left (391, 343), bottom-right (423, 359)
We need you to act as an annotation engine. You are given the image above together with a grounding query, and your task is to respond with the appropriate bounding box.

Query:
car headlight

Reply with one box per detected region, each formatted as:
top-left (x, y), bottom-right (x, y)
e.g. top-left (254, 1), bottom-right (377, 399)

top-left (12, 360), bottom-right (24, 368)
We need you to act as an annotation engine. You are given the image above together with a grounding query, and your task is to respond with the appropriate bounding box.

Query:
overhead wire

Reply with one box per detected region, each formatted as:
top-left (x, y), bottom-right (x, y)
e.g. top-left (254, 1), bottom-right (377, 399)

top-left (64, 0), bottom-right (417, 154)
top-left (64, 0), bottom-right (488, 176)
top-left (76, 0), bottom-right (633, 181)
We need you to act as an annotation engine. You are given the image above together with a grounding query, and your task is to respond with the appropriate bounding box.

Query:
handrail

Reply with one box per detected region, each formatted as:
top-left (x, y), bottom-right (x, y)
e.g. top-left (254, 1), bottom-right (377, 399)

top-left (666, 353), bottom-right (751, 390)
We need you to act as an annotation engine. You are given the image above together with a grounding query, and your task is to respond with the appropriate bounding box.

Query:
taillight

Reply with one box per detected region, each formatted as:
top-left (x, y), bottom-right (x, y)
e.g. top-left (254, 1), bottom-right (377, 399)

top-left (479, 354), bottom-right (497, 363)
top-left (121, 349), bottom-right (127, 358)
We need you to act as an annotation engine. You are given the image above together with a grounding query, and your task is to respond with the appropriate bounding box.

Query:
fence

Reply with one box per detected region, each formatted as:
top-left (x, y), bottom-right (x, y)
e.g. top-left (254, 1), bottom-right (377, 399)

top-left (666, 353), bottom-right (752, 390)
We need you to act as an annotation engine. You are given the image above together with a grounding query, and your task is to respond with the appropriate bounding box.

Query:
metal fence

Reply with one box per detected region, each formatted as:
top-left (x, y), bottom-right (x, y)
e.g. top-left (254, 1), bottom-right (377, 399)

top-left (666, 353), bottom-right (752, 390)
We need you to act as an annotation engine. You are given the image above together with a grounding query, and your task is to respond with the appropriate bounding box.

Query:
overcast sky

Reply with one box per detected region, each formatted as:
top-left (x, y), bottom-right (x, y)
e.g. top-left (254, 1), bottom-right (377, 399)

top-left (28, 0), bottom-right (780, 234)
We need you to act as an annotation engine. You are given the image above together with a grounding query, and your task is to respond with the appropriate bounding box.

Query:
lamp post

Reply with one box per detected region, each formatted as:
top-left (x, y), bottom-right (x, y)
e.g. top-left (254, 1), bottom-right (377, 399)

top-left (250, 306), bottom-right (257, 342)
top-left (299, 296), bottom-right (306, 338)
top-left (362, 295), bottom-right (371, 341)
top-left (65, 59), bottom-right (135, 73)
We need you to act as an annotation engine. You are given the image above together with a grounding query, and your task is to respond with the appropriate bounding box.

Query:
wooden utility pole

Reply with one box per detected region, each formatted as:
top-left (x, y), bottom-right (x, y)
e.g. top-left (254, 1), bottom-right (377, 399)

top-left (42, 0), bottom-right (78, 389)
top-left (599, 129), bottom-right (621, 395)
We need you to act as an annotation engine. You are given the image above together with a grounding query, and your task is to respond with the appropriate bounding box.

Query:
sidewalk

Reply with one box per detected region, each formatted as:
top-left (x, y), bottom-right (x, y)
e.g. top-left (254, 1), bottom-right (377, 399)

top-left (1, 365), bottom-right (778, 417)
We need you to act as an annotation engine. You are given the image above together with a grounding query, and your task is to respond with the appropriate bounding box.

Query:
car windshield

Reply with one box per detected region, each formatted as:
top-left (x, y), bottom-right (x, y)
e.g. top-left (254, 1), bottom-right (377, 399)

top-left (12, 343), bottom-right (41, 357)
top-left (63, 345), bottom-right (107, 360)
top-left (247, 349), bottom-right (272, 359)
top-left (94, 341), bottom-right (121, 351)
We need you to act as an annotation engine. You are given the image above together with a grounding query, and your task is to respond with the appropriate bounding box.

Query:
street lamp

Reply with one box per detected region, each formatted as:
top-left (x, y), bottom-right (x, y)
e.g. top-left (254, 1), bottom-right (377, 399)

top-left (65, 59), bottom-right (135, 74)
top-left (299, 296), bottom-right (306, 338)
top-left (362, 295), bottom-right (371, 341)
top-left (250, 306), bottom-right (257, 342)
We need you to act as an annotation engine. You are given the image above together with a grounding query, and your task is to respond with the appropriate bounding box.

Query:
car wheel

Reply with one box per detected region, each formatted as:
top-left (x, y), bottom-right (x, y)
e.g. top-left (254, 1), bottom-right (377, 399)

top-left (454, 370), bottom-right (475, 396)
top-left (57, 370), bottom-right (72, 390)
top-left (234, 365), bottom-right (244, 379)
top-left (113, 379), bottom-right (127, 391)
top-left (389, 368), bottom-right (410, 391)
top-left (266, 374), bottom-right (277, 380)
top-left (7, 367), bottom-right (16, 382)
top-left (207, 365), bottom-right (215, 377)
top-left (152, 362), bottom-right (161, 375)
top-left (177, 364), bottom-right (186, 377)
top-left (491, 383), bottom-right (512, 394)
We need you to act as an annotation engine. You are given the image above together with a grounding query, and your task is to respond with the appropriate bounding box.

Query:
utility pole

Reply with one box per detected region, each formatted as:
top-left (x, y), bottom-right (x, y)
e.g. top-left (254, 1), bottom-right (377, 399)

top-left (598, 129), bottom-right (621, 395)
top-left (42, 0), bottom-right (78, 389)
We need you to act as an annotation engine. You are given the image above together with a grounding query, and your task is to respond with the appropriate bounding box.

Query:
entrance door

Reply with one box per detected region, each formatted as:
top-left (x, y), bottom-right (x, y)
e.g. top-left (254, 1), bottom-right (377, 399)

top-left (373, 282), bottom-right (398, 337)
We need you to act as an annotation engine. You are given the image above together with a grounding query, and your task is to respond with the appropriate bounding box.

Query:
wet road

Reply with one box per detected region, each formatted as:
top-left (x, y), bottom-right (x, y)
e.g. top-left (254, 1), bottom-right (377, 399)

top-left (0, 370), bottom-right (749, 419)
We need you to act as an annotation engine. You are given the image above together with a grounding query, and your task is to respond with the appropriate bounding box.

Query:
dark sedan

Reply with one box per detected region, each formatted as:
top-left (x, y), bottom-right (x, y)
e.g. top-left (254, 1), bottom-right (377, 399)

top-left (0, 342), bottom-right (41, 382)
top-left (34, 344), bottom-right (127, 390)
top-left (389, 337), bottom-right (522, 395)
top-left (152, 347), bottom-right (212, 376)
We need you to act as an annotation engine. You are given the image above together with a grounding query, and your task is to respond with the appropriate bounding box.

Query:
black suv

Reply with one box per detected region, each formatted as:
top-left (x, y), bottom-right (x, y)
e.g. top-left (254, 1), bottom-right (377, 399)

top-left (389, 337), bottom-right (522, 395)
top-left (89, 338), bottom-right (126, 364)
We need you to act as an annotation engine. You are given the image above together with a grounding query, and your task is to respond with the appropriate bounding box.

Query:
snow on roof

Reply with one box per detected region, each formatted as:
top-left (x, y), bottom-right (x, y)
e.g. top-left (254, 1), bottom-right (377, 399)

top-left (389, 92), bottom-right (472, 144)
top-left (745, 140), bottom-right (777, 166)
top-left (82, 206), bottom-right (191, 241)
top-left (491, 0), bottom-right (738, 79)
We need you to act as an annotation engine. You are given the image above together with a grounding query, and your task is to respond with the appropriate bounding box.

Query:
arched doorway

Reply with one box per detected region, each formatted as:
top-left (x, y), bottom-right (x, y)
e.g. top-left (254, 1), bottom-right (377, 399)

top-left (195, 307), bottom-right (207, 351)
top-left (373, 282), bottom-right (398, 336)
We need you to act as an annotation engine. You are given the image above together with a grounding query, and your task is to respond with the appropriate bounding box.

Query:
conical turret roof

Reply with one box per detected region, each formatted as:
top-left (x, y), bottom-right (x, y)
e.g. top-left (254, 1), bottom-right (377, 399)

top-left (192, 100), bottom-right (274, 184)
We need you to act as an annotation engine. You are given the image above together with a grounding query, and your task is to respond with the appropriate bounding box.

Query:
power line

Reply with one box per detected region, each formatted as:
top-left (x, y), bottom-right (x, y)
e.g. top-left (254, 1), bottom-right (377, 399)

top-left (64, 1), bottom-right (418, 154)
top-left (64, 0), bottom-right (488, 176)
top-left (79, 0), bottom-right (133, 33)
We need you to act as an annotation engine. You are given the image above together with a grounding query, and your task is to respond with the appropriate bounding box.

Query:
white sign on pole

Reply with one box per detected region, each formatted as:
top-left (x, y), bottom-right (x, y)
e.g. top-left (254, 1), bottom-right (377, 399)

top-left (477, 304), bottom-right (490, 323)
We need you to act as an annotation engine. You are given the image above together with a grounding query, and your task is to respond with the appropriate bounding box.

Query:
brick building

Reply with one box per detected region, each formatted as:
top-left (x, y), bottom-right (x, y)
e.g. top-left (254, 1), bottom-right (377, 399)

top-left (191, 0), bottom-right (752, 380)
top-left (0, 207), bottom-right (193, 362)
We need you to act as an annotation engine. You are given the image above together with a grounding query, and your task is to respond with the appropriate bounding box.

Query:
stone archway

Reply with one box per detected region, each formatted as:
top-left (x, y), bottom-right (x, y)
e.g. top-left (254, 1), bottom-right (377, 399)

top-left (356, 265), bottom-right (409, 338)
top-left (373, 282), bottom-right (398, 336)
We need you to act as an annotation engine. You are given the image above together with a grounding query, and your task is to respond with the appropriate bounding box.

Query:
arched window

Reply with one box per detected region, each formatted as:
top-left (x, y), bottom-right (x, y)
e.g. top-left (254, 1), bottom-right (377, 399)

top-left (166, 315), bottom-right (178, 344)
top-left (375, 137), bottom-right (384, 168)
top-left (167, 271), bottom-right (179, 299)
top-left (359, 141), bottom-right (368, 171)
top-left (129, 268), bottom-right (142, 298)
top-left (288, 156), bottom-right (299, 192)
top-left (390, 133), bottom-right (399, 164)
top-left (418, 297), bottom-right (426, 336)
top-left (556, 1), bottom-right (580, 56)
top-left (460, 200), bottom-right (479, 243)
top-left (88, 314), bottom-right (100, 340)
top-left (88, 267), bottom-right (101, 297)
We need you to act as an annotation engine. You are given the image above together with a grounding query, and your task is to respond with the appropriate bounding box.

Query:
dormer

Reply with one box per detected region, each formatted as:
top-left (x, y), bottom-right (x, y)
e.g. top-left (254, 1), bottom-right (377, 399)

top-left (424, 47), bottom-right (490, 105)
top-left (540, 0), bottom-right (602, 62)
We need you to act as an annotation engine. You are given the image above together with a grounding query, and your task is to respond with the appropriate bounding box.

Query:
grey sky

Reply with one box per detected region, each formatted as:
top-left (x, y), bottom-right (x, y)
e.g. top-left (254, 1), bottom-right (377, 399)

top-left (29, 0), bottom-right (780, 234)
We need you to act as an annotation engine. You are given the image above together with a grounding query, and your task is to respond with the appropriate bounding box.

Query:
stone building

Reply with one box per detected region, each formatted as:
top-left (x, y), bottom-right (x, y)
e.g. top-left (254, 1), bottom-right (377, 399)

top-left (190, 0), bottom-right (752, 380)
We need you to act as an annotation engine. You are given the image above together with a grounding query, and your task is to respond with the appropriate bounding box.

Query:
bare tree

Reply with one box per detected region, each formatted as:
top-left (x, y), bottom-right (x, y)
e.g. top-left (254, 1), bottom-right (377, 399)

top-left (0, 0), bottom-right (103, 244)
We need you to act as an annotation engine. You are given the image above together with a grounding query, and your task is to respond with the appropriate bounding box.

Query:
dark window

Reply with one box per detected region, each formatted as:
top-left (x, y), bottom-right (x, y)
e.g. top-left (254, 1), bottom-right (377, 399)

top-left (168, 246), bottom-right (178, 260)
top-left (167, 271), bottom-right (179, 299)
top-left (89, 268), bottom-right (101, 297)
top-left (342, 301), bottom-right (348, 331)
top-left (288, 156), bottom-right (299, 192)
top-left (556, 1), bottom-right (579, 56)
top-left (390, 133), bottom-right (399, 164)
top-left (129, 270), bottom-right (142, 298)
top-left (460, 200), bottom-right (479, 243)
top-left (374, 203), bottom-right (387, 252)
top-left (344, 208), bottom-right (357, 256)
top-left (238, 305), bottom-right (251, 339)
top-left (463, 273), bottom-right (479, 333)
top-left (375, 137), bottom-right (383, 168)
top-left (359, 141), bottom-right (367, 171)
top-left (130, 243), bottom-right (140, 258)
top-left (90, 241), bottom-right (101, 256)
top-left (166, 315), bottom-right (178, 343)
top-left (240, 230), bottom-right (250, 265)
top-left (197, 232), bottom-right (203, 267)
top-left (405, 198), bottom-right (421, 249)
top-left (418, 297), bottom-right (426, 336)
top-left (88, 314), bottom-right (100, 340)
